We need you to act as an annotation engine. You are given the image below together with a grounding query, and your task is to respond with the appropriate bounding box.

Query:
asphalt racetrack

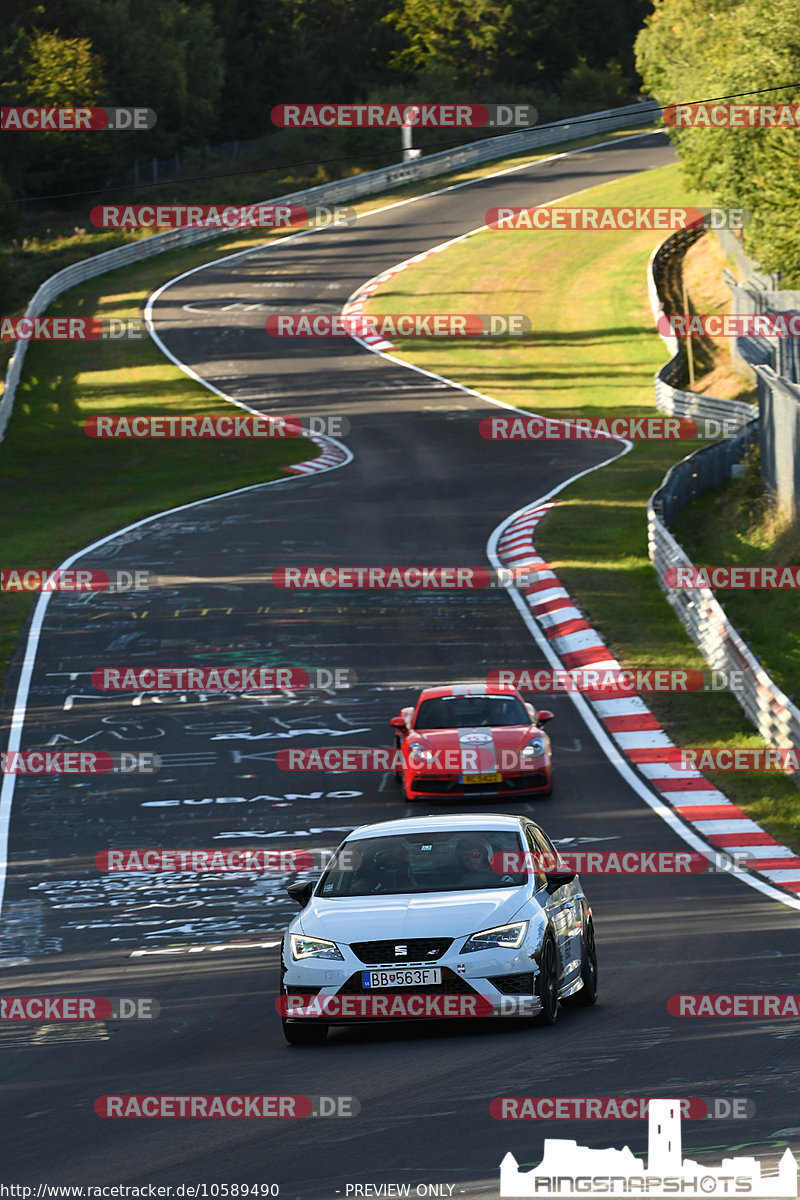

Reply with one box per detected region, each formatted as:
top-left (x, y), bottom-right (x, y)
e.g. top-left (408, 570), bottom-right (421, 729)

top-left (2, 132), bottom-right (798, 1198)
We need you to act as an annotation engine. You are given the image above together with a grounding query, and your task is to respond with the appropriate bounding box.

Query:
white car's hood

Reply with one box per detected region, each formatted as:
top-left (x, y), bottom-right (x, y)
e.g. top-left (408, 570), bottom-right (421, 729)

top-left (299, 889), bottom-right (530, 943)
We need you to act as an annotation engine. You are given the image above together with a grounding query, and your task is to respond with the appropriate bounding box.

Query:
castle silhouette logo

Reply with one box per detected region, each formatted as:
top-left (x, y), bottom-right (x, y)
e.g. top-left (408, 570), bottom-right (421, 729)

top-left (500, 1099), bottom-right (798, 1197)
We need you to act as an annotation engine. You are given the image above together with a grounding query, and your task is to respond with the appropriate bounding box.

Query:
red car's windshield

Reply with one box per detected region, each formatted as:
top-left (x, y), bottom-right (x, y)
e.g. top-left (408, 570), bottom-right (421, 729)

top-left (414, 694), bottom-right (529, 729)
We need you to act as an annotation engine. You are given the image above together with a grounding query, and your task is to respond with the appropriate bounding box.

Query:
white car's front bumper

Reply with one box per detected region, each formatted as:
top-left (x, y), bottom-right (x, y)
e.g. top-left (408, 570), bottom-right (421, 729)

top-left (281, 934), bottom-right (547, 1022)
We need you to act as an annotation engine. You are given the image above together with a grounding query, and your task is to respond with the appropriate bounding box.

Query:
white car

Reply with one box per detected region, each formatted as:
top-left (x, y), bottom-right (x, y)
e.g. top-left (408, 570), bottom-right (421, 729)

top-left (278, 813), bottom-right (597, 1045)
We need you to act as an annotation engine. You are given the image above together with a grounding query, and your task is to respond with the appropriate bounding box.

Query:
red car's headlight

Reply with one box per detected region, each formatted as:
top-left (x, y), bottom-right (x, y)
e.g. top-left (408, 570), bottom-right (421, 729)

top-left (520, 736), bottom-right (546, 760)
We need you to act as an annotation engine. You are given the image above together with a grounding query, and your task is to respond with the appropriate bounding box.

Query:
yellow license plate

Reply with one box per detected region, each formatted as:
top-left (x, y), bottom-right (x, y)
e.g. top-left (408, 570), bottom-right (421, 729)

top-left (462, 772), bottom-right (503, 784)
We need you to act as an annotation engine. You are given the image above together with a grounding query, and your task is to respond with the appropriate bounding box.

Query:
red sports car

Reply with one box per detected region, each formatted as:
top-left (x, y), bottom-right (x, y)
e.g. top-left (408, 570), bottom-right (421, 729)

top-left (389, 683), bottom-right (553, 802)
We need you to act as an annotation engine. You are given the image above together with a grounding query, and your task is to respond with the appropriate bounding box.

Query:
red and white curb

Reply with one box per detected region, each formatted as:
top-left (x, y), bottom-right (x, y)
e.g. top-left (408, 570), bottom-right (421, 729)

top-left (284, 433), bottom-right (350, 475)
top-left (497, 503), bottom-right (800, 898)
top-left (342, 235), bottom-right (473, 351)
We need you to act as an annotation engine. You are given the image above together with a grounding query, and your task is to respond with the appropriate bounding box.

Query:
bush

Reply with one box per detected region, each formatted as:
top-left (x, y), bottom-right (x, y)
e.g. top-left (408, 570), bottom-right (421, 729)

top-left (561, 58), bottom-right (633, 109)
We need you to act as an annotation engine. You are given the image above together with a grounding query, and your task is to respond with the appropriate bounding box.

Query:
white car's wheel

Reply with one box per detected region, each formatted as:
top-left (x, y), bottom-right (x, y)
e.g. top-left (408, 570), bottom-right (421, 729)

top-left (535, 934), bottom-right (560, 1026)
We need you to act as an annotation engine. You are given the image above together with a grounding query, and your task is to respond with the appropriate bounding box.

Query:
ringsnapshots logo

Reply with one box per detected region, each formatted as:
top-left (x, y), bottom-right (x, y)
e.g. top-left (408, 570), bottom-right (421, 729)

top-left (89, 204), bottom-right (356, 230)
top-left (498, 1099), bottom-right (798, 1198)
top-left (271, 103), bottom-right (537, 128)
top-left (265, 314), bottom-right (530, 338)
top-left (1, 107), bottom-right (156, 131)
top-left (486, 206), bottom-right (748, 231)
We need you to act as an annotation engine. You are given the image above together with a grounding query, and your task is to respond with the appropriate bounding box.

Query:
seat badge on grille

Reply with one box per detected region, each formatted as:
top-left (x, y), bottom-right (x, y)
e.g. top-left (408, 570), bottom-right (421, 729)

top-left (395, 944), bottom-right (407, 957)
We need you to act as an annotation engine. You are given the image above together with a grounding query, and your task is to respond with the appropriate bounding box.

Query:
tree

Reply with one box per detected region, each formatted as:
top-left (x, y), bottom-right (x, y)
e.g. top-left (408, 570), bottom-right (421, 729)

top-left (386, 0), bottom-right (515, 88)
top-left (635, 0), bottom-right (800, 281)
top-left (0, 28), bottom-right (109, 196)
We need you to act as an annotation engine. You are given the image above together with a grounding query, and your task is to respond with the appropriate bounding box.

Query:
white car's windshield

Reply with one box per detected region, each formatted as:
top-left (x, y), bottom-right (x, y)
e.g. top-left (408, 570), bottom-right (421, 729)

top-left (414, 694), bottom-right (529, 729)
top-left (317, 830), bottom-right (527, 897)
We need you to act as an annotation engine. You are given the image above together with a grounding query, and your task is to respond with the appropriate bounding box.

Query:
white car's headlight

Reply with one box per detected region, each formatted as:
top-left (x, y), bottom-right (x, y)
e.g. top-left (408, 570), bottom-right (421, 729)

top-left (290, 934), bottom-right (344, 961)
top-left (520, 737), bottom-right (546, 759)
top-left (408, 742), bottom-right (434, 766)
top-left (461, 922), bottom-right (528, 953)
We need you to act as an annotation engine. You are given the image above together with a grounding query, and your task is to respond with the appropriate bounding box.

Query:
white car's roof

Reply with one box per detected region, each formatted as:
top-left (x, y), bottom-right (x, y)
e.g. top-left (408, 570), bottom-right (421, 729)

top-left (346, 813), bottom-right (527, 841)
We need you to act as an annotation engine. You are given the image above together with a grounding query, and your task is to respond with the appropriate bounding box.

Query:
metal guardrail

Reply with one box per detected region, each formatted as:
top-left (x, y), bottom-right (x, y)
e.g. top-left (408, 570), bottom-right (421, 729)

top-left (647, 227), bottom-right (758, 431)
top-left (647, 426), bottom-right (800, 752)
top-left (0, 99), bottom-right (662, 446)
top-left (722, 271), bottom-right (800, 523)
top-left (647, 229), bottom-right (800, 761)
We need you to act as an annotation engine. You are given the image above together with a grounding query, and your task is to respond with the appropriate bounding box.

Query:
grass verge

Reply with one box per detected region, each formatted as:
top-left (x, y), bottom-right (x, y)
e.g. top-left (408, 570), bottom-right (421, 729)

top-left (360, 161), bottom-right (799, 853)
top-left (674, 450), bottom-right (800, 702)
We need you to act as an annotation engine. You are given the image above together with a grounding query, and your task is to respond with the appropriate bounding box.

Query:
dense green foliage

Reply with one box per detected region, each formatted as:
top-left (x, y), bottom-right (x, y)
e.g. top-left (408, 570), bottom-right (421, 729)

top-left (1, 0), bottom-right (648, 204)
top-left (635, 0), bottom-right (800, 281)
